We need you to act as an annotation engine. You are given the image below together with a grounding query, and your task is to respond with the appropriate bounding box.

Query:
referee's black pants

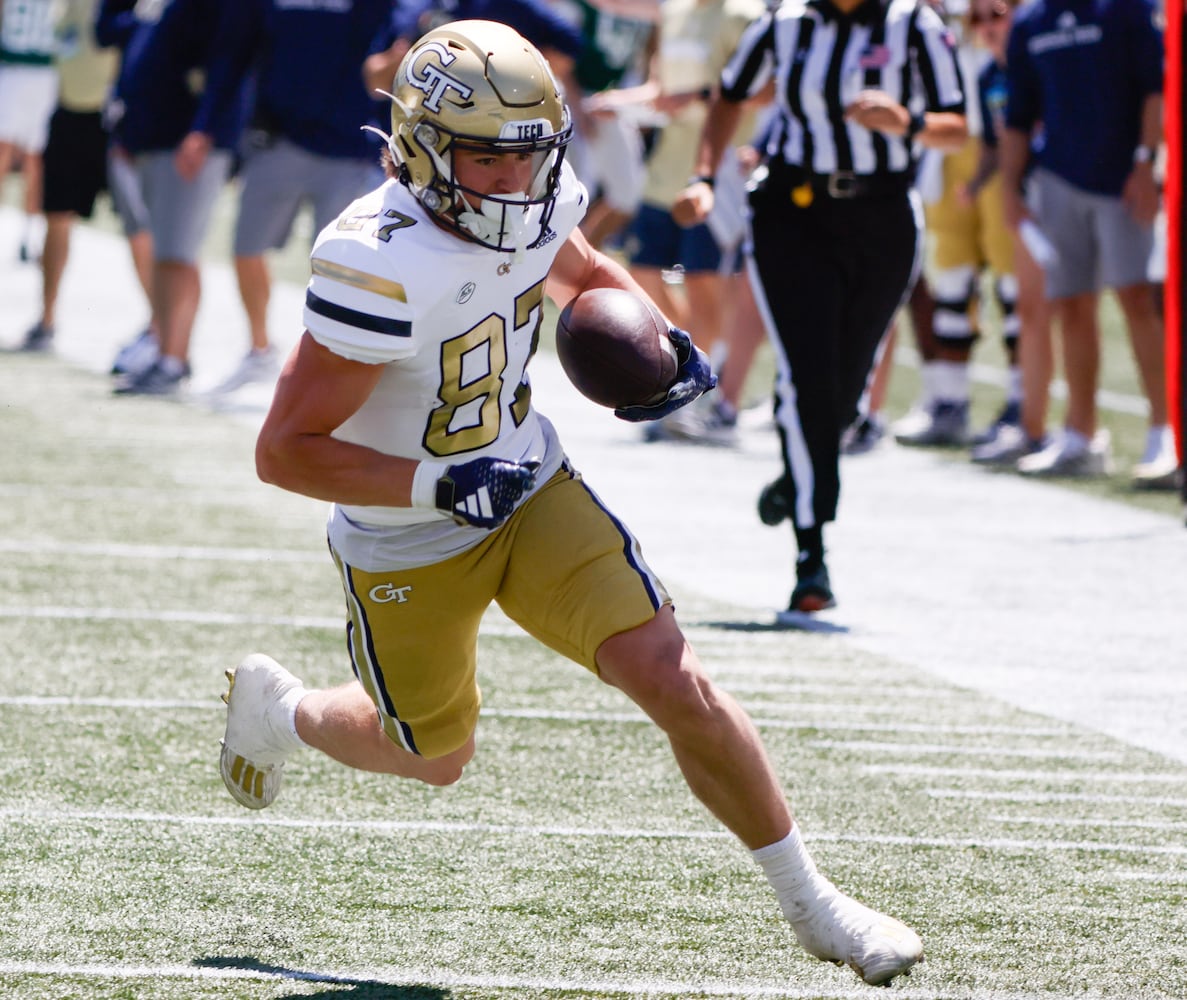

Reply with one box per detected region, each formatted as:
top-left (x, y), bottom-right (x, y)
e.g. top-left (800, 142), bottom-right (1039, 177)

top-left (748, 174), bottom-right (920, 538)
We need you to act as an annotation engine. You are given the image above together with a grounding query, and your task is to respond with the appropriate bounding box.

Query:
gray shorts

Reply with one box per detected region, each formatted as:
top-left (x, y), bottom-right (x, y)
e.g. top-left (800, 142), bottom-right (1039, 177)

top-left (108, 146), bottom-right (150, 237)
top-left (137, 148), bottom-right (233, 263)
top-left (1029, 167), bottom-right (1158, 298)
top-left (233, 137), bottom-right (381, 256)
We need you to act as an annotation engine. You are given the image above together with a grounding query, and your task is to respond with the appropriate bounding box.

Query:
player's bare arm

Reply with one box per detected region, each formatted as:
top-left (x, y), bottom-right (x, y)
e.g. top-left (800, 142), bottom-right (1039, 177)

top-left (998, 127), bottom-right (1032, 230)
top-left (546, 225), bottom-right (662, 316)
top-left (671, 95), bottom-right (745, 228)
top-left (255, 332), bottom-right (419, 507)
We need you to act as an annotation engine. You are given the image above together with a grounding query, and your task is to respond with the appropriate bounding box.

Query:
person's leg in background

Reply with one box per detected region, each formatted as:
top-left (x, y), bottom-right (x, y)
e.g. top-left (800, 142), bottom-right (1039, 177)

top-left (1017, 171), bottom-right (1113, 477)
top-left (968, 169), bottom-right (1025, 449)
top-left (115, 148), bottom-right (232, 396)
top-left (973, 225), bottom-right (1054, 464)
top-left (107, 144), bottom-right (162, 378)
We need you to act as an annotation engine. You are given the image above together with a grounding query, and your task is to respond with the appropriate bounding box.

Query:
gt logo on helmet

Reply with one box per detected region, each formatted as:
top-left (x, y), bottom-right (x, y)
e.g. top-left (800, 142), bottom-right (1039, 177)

top-left (407, 41), bottom-right (474, 113)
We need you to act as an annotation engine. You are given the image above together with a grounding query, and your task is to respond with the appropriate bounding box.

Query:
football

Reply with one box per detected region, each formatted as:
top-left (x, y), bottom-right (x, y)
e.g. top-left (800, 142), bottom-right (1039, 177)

top-left (555, 288), bottom-right (678, 409)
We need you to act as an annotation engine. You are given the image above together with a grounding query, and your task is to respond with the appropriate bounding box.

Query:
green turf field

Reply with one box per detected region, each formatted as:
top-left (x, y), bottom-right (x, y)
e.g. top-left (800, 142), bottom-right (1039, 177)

top-left (3, 346), bottom-right (1186, 999)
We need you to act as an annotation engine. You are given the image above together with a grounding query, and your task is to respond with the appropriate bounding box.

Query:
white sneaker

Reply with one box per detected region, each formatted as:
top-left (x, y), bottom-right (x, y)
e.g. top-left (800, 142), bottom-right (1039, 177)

top-left (971, 425), bottom-right (1045, 466)
top-left (210, 346), bottom-right (280, 395)
top-left (662, 397), bottom-right (739, 447)
top-left (892, 400), bottom-right (969, 447)
top-left (1132, 425), bottom-right (1180, 489)
top-left (110, 328), bottom-right (160, 378)
top-left (219, 653), bottom-right (305, 810)
top-left (786, 879), bottom-right (924, 986)
top-left (1017, 428), bottom-right (1112, 477)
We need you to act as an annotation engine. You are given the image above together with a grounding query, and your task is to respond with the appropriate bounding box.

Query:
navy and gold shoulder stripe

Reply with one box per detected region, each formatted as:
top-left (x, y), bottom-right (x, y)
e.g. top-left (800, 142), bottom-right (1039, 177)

top-left (305, 290), bottom-right (413, 338)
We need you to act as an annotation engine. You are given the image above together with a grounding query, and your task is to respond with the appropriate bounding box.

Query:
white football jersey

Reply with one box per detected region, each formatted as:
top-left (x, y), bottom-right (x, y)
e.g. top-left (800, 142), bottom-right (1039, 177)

top-left (304, 162), bottom-right (587, 570)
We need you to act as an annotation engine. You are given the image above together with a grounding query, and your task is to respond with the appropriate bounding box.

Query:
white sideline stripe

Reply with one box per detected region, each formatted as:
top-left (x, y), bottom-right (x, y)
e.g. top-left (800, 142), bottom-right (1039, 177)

top-left (2, 807), bottom-right (1185, 856)
top-left (0, 538), bottom-right (322, 563)
top-left (930, 788), bottom-right (1187, 808)
top-left (812, 740), bottom-right (1119, 762)
top-left (988, 814), bottom-right (1187, 831)
top-left (0, 961), bottom-right (1089, 1000)
top-left (759, 718), bottom-right (1072, 736)
top-left (967, 358), bottom-right (1150, 416)
top-left (896, 346), bottom-right (1152, 417)
top-left (868, 764), bottom-right (1187, 784)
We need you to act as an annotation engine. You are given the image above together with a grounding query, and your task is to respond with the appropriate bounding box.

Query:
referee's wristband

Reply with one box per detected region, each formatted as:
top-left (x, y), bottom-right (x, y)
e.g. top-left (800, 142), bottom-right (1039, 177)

top-left (687, 174), bottom-right (715, 188)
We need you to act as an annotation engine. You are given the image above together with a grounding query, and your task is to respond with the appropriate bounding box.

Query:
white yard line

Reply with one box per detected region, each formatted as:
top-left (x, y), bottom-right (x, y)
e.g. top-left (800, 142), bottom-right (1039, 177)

top-left (929, 788), bottom-right (1187, 808)
top-left (987, 814), bottom-right (1187, 831)
top-left (810, 739), bottom-right (1120, 761)
top-left (0, 538), bottom-right (323, 562)
top-left (0, 694), bottom-right (1114, 746)
top-left (871, 764), bottom-right (1186, 783)
top-left (2, 806), bottom-right (1184, 856)
top-left (0, 605), bottom-right (342, 629)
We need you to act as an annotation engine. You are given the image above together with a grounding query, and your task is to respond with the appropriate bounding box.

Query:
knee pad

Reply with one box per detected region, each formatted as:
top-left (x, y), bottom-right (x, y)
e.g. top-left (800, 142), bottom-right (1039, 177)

top-left (995, 273), bottom-right (1020, 348)
top-left (930, 265), bottom-right (979, 350)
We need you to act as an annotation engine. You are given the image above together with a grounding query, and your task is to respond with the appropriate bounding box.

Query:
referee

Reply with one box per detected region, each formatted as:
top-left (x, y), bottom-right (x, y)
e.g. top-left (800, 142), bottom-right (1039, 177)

top-left (674, 0), bottom-right (966, 617)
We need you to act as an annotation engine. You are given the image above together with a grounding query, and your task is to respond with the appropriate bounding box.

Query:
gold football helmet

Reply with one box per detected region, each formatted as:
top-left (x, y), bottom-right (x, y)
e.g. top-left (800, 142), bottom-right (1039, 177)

top-left (386, 19), bottom-right (572, 253)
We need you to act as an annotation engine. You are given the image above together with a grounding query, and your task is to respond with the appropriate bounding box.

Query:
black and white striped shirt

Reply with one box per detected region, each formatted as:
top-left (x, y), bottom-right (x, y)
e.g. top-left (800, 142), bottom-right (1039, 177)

top-left (721, 0), bottom-right (965, 177)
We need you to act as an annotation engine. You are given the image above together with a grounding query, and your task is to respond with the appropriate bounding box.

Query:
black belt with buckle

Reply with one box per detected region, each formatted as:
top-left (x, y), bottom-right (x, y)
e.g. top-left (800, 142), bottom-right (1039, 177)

top-left (772, 162), bottom-right (912, 201)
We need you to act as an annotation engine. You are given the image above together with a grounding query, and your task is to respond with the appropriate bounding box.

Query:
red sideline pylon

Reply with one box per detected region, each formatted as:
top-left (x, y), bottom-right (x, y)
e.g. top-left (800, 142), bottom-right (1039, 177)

top-left (1166, 0), bottom-right (1185, 504)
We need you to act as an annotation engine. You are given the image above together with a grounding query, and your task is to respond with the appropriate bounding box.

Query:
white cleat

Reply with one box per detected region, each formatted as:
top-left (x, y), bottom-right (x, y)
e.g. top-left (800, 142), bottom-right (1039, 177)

top-left (219, 653), bottom-right (303, 810)
top-left (788, 883), bottom-right (924, 986)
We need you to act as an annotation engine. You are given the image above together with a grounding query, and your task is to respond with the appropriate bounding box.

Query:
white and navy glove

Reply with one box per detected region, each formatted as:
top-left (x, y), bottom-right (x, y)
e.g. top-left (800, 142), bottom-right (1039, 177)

top-left (412, 456), bottom-right (540, 529)
top-left (614, 327), bottom-right (718, 423)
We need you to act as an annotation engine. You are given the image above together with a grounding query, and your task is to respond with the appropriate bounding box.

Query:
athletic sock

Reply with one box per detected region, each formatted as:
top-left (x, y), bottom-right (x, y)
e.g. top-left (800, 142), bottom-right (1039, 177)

top-left (1063, 427), bottom-right (1090, 453)
top-left (793, 525), bottom-right (824, 574)
top-left (752, 825), bottom-right (830, 922)
top-left (158, 355), bottom-right (187, 378)
top-left (1006, 365), bottom-right (1023, 405)
top-left (272, 684), bottom-right (309, 751)
top-left (932, 360), bottom-right (969, 403)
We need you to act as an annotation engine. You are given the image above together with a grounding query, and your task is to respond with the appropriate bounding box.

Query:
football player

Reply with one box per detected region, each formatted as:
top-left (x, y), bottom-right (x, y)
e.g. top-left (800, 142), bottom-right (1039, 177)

top-left (218, 20), bottom-right (922, 986)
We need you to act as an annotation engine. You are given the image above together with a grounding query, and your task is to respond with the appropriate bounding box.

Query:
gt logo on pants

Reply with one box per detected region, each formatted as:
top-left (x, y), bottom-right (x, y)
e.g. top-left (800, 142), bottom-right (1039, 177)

top-left (369, 583), bottom-right (413, 604)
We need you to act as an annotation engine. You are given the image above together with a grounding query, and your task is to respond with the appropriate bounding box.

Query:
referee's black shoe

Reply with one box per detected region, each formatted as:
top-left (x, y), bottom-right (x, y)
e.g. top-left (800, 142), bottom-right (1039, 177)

top-left (757, 475), bottom-right (791, 526)
top-left (787, 562), bottom-right (835, 615)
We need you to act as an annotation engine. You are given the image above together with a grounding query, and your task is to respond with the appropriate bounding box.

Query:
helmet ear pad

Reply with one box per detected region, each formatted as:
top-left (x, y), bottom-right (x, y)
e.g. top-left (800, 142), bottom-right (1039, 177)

top-left (386, 19), bottom-right (572, 252)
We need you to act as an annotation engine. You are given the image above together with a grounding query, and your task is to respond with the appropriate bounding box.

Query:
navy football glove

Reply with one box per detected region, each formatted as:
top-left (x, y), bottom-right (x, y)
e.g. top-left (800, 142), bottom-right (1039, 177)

top-left (431, 457), bottom-right (540, 529)
top-left (614, 326), bottom-right (717, 422)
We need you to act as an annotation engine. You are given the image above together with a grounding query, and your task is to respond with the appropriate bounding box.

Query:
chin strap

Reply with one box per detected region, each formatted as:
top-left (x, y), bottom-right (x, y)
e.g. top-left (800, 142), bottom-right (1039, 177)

top-left (458, 195), bottom-right (531, 262)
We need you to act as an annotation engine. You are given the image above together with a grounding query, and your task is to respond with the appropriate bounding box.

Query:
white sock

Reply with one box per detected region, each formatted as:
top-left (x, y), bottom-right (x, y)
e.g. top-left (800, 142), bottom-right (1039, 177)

top-left (1063, 427), bottom-right (1090, 453)
top-left (158, 355), bottom-right (186, 377)
top-left (752, 824), bottom-right (831, 922)
top-left (917, 362), bottom-right (940, 408)
top-left (932, 360), bottom-right (969, 403)
top-left (22, 213), bottom-right (46, 246)
top-left (715, 398), bottom-right (738, 422)
top-left (272, 684), bottom-right (309, 751)
top-left (709, 340), bottom-right (729, 374)
top-left (1007, 366), bottom-right (1023, 404)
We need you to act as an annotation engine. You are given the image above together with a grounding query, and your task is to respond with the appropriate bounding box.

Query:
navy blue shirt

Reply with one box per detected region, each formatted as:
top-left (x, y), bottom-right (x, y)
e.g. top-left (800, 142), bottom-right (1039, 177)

top-left (977, 60), bottom-right (1007, 149)
top-left (1005, 0), bottom-right (1162, 195)
top-left (377, 0), bottom-right (582, 59)
top-left (202, 0), bottom-right (395, 161)
top-left (98, 0), bottom-right (255, 154)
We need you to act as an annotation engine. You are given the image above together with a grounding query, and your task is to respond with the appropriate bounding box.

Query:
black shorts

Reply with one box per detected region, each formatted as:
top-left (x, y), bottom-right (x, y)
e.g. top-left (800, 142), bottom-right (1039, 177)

top-left (42, 107), bottom-right (109, 217)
